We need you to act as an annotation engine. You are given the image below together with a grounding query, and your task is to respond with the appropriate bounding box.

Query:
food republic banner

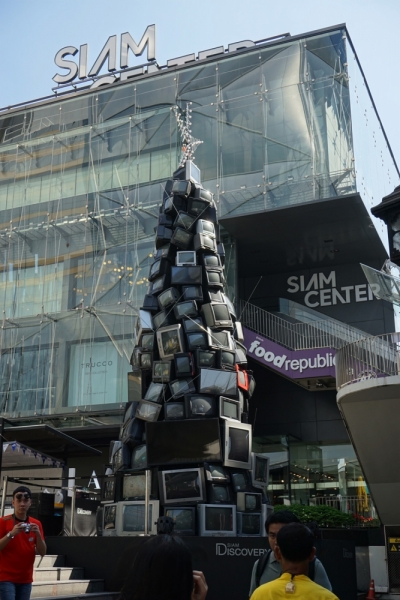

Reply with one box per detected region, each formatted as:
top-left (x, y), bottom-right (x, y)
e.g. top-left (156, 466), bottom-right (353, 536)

top-left (243, 327), bottom-right (336, 379)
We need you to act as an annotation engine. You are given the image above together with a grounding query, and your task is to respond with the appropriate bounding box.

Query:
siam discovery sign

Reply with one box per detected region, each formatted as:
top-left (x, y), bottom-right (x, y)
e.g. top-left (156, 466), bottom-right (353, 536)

top-left (243, 327), bottom-right (336, 380)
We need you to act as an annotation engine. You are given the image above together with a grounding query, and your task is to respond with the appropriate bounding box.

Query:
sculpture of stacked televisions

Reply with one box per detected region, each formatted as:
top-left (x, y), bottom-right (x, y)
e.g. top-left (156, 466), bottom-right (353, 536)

top-left (99, 160), bottom-right (271, 537)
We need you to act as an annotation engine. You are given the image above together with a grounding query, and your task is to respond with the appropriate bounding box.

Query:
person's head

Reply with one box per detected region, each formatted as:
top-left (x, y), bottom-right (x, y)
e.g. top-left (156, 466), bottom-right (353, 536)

top-left (120, 535), bottom-right (193, 600)
top-left (274, 523), bottom-right (316, 569)
top-left (264, 510), bottom-right (300, 551)
top-left (12, 486), bottom-right (32, 518)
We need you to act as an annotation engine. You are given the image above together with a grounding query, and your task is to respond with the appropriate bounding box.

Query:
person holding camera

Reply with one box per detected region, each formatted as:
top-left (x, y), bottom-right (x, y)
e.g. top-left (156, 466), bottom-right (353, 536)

top-left (0, 486), bottom-right (46, 600)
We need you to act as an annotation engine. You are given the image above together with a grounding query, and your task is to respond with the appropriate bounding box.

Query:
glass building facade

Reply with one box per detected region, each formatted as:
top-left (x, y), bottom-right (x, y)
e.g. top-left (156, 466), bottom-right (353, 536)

top-left (0, 25), bottom-right (398, 506)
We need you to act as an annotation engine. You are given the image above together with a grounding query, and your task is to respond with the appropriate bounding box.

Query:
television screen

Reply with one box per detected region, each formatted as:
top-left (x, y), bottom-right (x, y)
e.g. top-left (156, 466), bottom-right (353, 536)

top-left (207, 329), bottom-right (233, 350)
top-left (183, 286), bottom-right (203, 302)
top-left (235, 342), bottom-right (248, 365)
top-left (199, 369), bottom-right (237, 397)
top-left (185, 394), bottom-right (217, 418)
top-left (184, 318), bottom-right (204, 334)
top-left (209, 484), bottom-right (232, 503)
top-left (186, 161), bottom-right (201, 184)
top-left (238, 513), bottom-right (262, 536)
top-left (102, 477), bottom-right (116, 502)
top-left (187, 332), bottom-right (209, 351)
top-left (172, 180), bottom-right (191, 197)
top-left (174, 213), bottom-right (196, 231)
top-left (171, 266), bottom-right (202, 286)
top-left (174, 300), bottom-right (198, 320)
top-left (212, 303), bottom-right (231, 323)
top-left (237, 369), bottom-right (249, 391)
top-left (144, 382), bottom-right (166, 403)
top-left (205, 464), bottom-right (229, 483)
top-left (153, 310), bottom-right (174, 330)
top-left (149, 275), bottom-right (167, 295)
top-left (194, 233), bottom-right (217, 253)
top-left (224, 421), bottom-right (252, 469)
top-left (148, 258), bottom-right (169, 282)
top-left (206, 271), bottom-right (224, 288)
top-left (192, 184), bottom-right (212, 202)
top-left (140, 352), bottom-right (152, 370)
top-left (237, 492), bottom-right (262, 512)
top-left (219, 396), bottom-right (240, 421)
top-left (252, 454), bottom-right (270, 488)
top-left (165, 507), bottom-right (195, 536)
top-left (141, 333), bottom-right (155, 351)
top-left (174, 353), bottom-right (194, 378)
top-left (203, 254), bottom-right (221, 268)
top-left (171, 227), bottom-right (193, 249)
top-left (131, 444), bottom-right (147, 470)
top-left (219, 350), bottom-right (236, 370)
top-left (208, 290), bottom-right (223, 303)
top-left (196, 220), bottom-right (215, 237)
top-left (205, 506), bottom-right (234, 532)
top-left (136, 310), bottom-right (153, 342)
top-left (103, 504), bottom-right (117, 532)
top-left (176, 251), bottom-right (196, 266)
top-left (146, 419), bottom-right (222, 466)
top-left (160, 468), bottom-right (206, 504)
top-left (127, 371), bottom-right (144, 404)
top-left (195, 349), bottom-right (217, 369)
top-left (187, 198), bottom-right (210, 217)
top-left (157, 325), bottom-right (185, 360)
top-left (123, 474), bottom-right (147, 500)
top-left (202, 303), bottom-right (232, 328)
top-left (119, 502), bottom-right (159, 535)
top-left (152, 361), bottom-right (173, 383)
top-left (169, 378), bottom-right (196, 399)
top-left (155, 244), bottom-right (173, 260)
top-left (231, 471), bottom-right (250, 491)
top-left (136, 400), bottom-right (162, 422)
top-left (164, 402), bottom-right (185, 420)
top-left (158, 287), bottom-right (180, 310)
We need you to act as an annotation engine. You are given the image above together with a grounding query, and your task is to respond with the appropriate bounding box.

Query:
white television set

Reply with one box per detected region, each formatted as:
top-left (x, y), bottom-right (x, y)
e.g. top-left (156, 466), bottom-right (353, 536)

top-left (156, 324), bottom-right (185, 360)
top-left (159, 468), bottom-right (206, 505)
top-left (176, 251), bottom-right (197, 266)
top-left (251, 453), bottom-right (270, 489)
top-left (198, 504), bottom-right (236, 537)
top-left (115, 500), bottom-right (160, 536)
top-left (222, 420), bottom-right (252, 469)
top-left (219, 396), bottom-right (240, 421)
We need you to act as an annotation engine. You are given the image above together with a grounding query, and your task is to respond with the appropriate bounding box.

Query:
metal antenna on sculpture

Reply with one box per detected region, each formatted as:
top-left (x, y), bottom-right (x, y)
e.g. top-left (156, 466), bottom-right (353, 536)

top-left (172, 103), bottom-right (203, 167)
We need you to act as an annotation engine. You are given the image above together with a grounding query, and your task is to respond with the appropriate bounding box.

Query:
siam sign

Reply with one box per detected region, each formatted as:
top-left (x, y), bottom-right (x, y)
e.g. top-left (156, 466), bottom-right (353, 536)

top-left (52, 25), bottom-right (288, 90)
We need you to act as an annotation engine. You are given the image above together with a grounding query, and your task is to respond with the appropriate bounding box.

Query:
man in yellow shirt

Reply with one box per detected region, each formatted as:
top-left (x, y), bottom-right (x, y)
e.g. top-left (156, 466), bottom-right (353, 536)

top-left (250, 523), bottom-right (339, 600)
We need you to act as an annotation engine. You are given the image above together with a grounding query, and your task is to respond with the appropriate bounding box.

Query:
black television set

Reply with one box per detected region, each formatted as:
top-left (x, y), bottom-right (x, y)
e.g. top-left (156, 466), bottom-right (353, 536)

top-left (164, 402), bottom-right (185, 420)
top-left (207, 329), bottom-right (234, 351)
top-left (142, 294), bottom-right (159, 313)
top-left (230, 469), bottom-right (251, 492)
top-left (155, 225), bottom-right (173, 249)
top-left (155, 244), bottom-right (174, 261)
top-left (152, 361), bottom-right (174, 383)
top-left (187, 197), bottom-right (211, 218)
top-left (174, 353), bottom-right (195, 378)
top-left (184, 318), bottom-right (204, 333)
top-left (164, 507), bottom-right (196, 536)
top-left (136, 400), bottom-right (162, 422)
top-left (237, 512), bottom-right (263, 537)
top-left (171, 266), bottom-right (202, 286)
top-left (176, 251), bottom-right (197, 266)
top-left (156, 324), bottom-right (185, 360)
top-left (222, 421), bottom-right (252, 469)
top-left (159, 468), bottom-right (206, 505)
top-left (193, 233), bottom-right (217, 253)
top-left (218, 349), bottom-right (236, 371)
top-left (158, 213), bottom-right (174, 228)
top-left (199, 368), bottom-right (237, 397)
top-left (171, 227), bottom-right (193, 250)
top-left (236, 492), bottom-right (262, 512)
top-left (204, 463), bottom-right (230, 484)
top-left (192, 184), bottom-right (213, 203)
top-left (169, 378), bottom-right (196, 399)
top-left (136, 310), bottom-right (153, 344)
top-left (153, 309), bottom-right (176, 331)
top-left (158, 287), bottom-right (180, 310)
top-left (207, 483), bottom-right (233, 504)
top-left (195, 349), bottom-right (217, 369)
top-left (112, 444), bottom-right (132, 472)
top-left (202, 254), bottom-right (221, 269)
top-left (219, 396), bottom-right (241, 421)
top-left (172, 180), bottom-right (192, 197)
top-left (164, 195), bottom-right (186, 215)
top-left (187, 331), bottom-right (209, 351)
top-left (251, 454), bottom-right (270, 489)
top-left (173, 212), bottom-right (196, 231)
top-left (131, 444), bottom-right (147, 470)
top-left (109, 440), bottom-right (122, 465)
top-left (196, 220), bottom-right (216, 238)
top-left (202, 303), bottom-right (232, 329)
top-left (146, 419), bottom-right (222, 466)
top-left (182, 286), bottom-right (203, 302)
top-left (138, 351), bottom-right (153, 370)
top-left (102, 504), bottom-right (117, 537)
top-left (144, 382), bottom-right (167, 404)
top-left (149, 274), bottom-right (169, 295)
top-left (120, 415), bottom-right (145, 448)
top-left (248, 372), bottom-right (256, 398)
top-left (141, 333), bottom-right (155, 351)
top-left (184, 394), bottom-right (217, 418)
top-left (174, 300), bottom-right (198, 320)
top-left (101, 477), bottom-right (116, 503)
top-left (148, 258), bottom-right (170, 282)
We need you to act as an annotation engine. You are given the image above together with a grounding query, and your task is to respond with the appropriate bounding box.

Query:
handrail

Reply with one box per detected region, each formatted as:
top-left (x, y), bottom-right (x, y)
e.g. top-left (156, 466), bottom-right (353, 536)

top-left (239, 300), bottom-right (366, 351)
top-left (335, 332), bottom-right (400, 389)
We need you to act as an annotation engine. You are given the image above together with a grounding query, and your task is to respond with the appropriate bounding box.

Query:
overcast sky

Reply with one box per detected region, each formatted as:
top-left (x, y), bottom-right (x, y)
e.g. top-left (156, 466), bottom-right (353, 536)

top-left (1, 0), bottom-right (399, 181)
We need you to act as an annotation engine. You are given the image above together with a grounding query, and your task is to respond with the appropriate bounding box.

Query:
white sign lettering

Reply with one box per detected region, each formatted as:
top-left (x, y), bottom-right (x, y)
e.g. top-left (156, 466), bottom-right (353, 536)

top-left (216, 543), bottom-right (268, 557)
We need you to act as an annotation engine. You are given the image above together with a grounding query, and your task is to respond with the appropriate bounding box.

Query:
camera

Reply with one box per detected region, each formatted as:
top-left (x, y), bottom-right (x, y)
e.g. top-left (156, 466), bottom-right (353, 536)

top-left (23, 523), bottom-right (31, 534)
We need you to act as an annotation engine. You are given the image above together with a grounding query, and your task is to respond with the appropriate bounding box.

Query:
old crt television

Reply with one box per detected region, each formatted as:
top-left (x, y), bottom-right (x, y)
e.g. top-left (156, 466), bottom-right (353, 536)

top-left (149, 274), bottom-right (168, 295)
top-left (193, 233), bottom-right (217, 253)
top-left (116, 501), bottom-right (160, 536)
top-left (172, 179), bottom-right (191, 197)
top-left (112, 444), bottom-right (132, 472)
top-left (237, 367), bottom-right (249, 392)
top-left (144, 382), bottom-right (166, 404)
top-left (102, 477), bottom-right (116, 503)
top-left (251, 454), bottom-right (270, 489)
top-left (164, 195), bottom-right (185, 215)
top-left (207, 329), bottom-right (234, 351)
top-left (153, 310), bottom-right (176, 331)
top-left (230, 469), bottom-right (251, 492)
top-left (159, 468), bottom-right (206, 505)
top-left (222, 421), bottom-right (252, 469)
top-left (195, 349), bottom-right (217, 369)
top-left (187, 197), bottom-right (211, 218)
top-left (223, 294), bottom-right (237, 319)
top-left (237, 512), bottom-right (263, 537)
top-left (234, 322), bottom-right (244, 343)
top-left (152, 361), bottom-right (174, 383)
top-left (155, 244), bottom-right (174, 261)
top-left (148, 258), bottom-right (170, 282)
top-left (174, 212), bottom-right (196, 231)
top-left (171, 266), bottom-right (202, 286)
top-left (146, 419), bottom-right (221, 466)
top-left (174, 300), bottom-right (198, 320)
top-left (127, 371), bottom-right (145, 404)
top-left (136, 400), bottom-right (162, 422)
top-left (155, 225), bottom-right (173, 248)
top-left (158, 287), bottom-right (180, 310)
top-left (182, 286), bottom-right (203, 302)
top-left (248, 372), bottom-right (256, 398)
top-left (193, 184), bottom-right (212, 203)
top-left (187, 331), bottom-right (209, 351)
top-left (131, 444), bottom-right (147, 470)
top-left (204, 463), bottom-right (230, 484)
top-left (235, 342), bottom-right (248, 366)
top-left (164, 507), bottom-right (196, 536)
top-left (120, 415), bottom-right (144, 448)
top-left (164, 402), bottom-right (185, 420)
top-left (196, 220), bottom-right (215, 238)
top-left (184, 318), bottom-right (204, 334)
top-left (158, 213), bottom-right (174, 228)
top-left (109, 440), bottom-right (122, 465)
top-left (198, 504), bottom-right (236, 537)
top-left (203, 254), bottom-right (221, 269)
top-left (219, 396), bottom-right (240, 421)
top-left (174, 353), bottom-right (195, 378)
top-left (199, 368), bottom-right (237, 397)
top-left (156, 324), bottom-right (185, 360)
top-left (185, 160), bottom-right (201, 184)
top-left (102, 503), bottom-right (117, 537)
top-left (237, 492), bottom-right (262, 512)
top-left (136, 310), bottom-right (153, 344)
top-left (171, 227), bottom-right (193, 250)
top-left (208, 290), bottom-right (223, 303)
top-left (202, 303), bottom-right (232, 329)
top-left (207, 483), bottom-right (233, 504)
top-left (169, 378), bottom-right (196, 399)
top-left (218, 349), bottom-right (236, 371)
top-left (185, 394), bottom-right (217, 418)
top-left (141, 333), bottom-right (155, 351)
top-left (122, 472), bottom-right (155, 501)
top-left (142, 294), bottom-right (159, 313)
top-left (176, 251), bottom-right (196, 266)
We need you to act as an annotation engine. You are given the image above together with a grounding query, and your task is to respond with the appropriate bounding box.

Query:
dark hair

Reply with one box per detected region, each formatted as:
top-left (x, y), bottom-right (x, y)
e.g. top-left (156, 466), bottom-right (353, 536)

top-left (120, 535), bottom-right (193, 600)
top-left (276, 523), bottom-right (314, 562)
top-left (265, 510), bottom-right (299, 534)
top-left (13, 486), bottom-right (31, 498)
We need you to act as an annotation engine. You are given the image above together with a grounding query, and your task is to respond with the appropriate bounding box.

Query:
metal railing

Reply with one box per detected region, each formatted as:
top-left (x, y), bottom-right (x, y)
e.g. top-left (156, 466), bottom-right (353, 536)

top-left (336, 333), bottom-right (400, 389)
top-left (310, 495), bottom-right (378, 524)
top-left (238, 300), bottom-right (366, 351)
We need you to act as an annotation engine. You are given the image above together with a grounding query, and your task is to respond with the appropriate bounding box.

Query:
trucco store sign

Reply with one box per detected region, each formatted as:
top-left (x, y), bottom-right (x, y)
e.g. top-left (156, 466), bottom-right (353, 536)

top-left (243, 327), bottom-right (336, 380)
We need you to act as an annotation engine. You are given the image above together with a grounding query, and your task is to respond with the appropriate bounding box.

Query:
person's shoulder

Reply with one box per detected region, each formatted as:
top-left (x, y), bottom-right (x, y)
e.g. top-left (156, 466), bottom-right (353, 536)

top-left (0, 515), bottom-right (13, 522)
top-left (304, 578), bottom-right (337, 599)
